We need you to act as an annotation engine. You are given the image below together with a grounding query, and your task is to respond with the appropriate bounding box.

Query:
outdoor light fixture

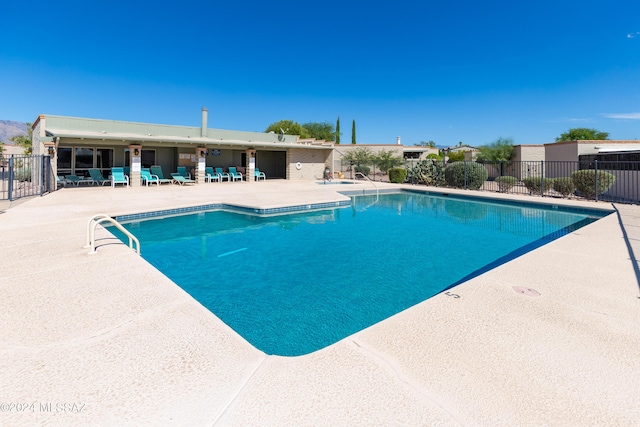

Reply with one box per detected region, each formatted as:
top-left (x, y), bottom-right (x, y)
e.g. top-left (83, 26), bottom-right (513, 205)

top-left (133, 148), bottom-right (140, 156)
top-left (200, 149), bottom-right (206, 157)
top-left (47, 146), bottom-right (55, 156)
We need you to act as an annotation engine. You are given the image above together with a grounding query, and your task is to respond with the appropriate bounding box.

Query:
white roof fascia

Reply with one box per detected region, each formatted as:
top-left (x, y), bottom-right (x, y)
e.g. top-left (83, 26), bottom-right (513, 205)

top-left (596, 145), bottom-right (640, 153)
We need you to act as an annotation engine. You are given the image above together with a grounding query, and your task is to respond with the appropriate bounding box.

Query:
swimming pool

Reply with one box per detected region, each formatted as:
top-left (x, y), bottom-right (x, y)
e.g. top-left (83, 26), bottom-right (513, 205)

top-left (113, 192), bottom-right (608, 356)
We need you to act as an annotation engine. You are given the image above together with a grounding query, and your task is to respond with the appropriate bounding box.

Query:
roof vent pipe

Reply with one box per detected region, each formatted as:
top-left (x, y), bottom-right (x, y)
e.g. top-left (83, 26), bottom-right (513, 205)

top-left (201, 107), bottom-right (208, 137)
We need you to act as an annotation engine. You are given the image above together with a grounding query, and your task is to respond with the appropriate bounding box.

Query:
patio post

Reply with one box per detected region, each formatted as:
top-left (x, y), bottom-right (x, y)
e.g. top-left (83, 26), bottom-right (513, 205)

top-left (195, 147), bottom-right (206, 184)
top-left (245, 149), bottom-right (256, 184)
top-left (129, 145), bottom-right (142, 187)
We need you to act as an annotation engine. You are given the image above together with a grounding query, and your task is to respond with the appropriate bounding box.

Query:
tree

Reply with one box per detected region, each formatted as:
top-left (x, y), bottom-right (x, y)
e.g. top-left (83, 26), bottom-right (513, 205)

top-left (302, 121), bottom-right (335, 141)
top-left (374, 149), bottom-right (404, 174)
top-left (342, 147), bottom-right (373, 166)
top-left (476, 137), bottom-right (515, 163)
top-left (414, 140), bottom-right (436, 147)
top-left (265, 120), bottom-right (309, 138)
top-left (555, 128), bottom-right (609, 142)
top-left (447, 151), bottom-right (465, 162)
top-left (335, 117), bottom-right (341, 144)
top-left (9, 122), bottom-right (32, 154)
top-left (351, 120), bottom-right (356, 144)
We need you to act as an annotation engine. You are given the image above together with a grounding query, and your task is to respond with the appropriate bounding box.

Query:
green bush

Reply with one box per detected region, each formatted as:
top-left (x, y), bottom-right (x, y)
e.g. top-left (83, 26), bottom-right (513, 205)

top-left (522, 177), bottom-right (554, 195)
top-left (495, 175), bottom-right (517, 193)
top-left (444, 162), bottom-right (488, 190)
top-left (571, 170), bottom-right (616, 199)
top-left (388, 168), bottom-right (407, 183)
top-left (447, 151), bottom-right (466, 162)
top-left (354, 165), bottom-right (370, 176)
top-left (406, 160), bottom-right (445, 186)
top-left (553, 177), bottom-right (575, 198)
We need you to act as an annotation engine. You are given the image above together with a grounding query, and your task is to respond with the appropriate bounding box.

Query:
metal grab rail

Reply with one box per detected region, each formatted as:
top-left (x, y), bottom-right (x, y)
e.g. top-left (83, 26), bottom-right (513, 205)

top-left (354, 172), bottom-right (379, 201)
top-left (85, 214), bottom-right (140, 255)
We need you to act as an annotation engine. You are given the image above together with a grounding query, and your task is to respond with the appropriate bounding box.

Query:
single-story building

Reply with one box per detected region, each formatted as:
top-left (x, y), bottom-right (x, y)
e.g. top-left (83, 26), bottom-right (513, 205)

top-left (31, 109), bottom-right (335, 186)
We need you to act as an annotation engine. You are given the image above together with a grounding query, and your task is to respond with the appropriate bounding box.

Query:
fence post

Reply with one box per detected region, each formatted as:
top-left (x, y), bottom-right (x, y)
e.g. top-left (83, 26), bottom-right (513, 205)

top-left (39, 155), bottom-right (44, 197)
top-left (540, 160), bottom-right (545, 197)
top-left (594, 160), bottom-right (599, 202)
top-left (8, 156), bottom-right (13, 202)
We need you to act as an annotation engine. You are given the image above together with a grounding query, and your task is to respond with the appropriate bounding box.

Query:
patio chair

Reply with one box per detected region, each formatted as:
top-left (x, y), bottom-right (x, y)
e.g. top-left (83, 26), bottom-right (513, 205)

top-left (177, 166), bottom-right (191, 179)
top-left (205, 167), bottom-right (220, 183)
top-left (88, 168), bottom-right (110, 186)
top-left (171, 173), bottom-right (196, 185)
top-left (140, 168), bottom-right (160, 186)
top-left (150, 165), bottom-right (173, 184)
top-left (64, 175), bottom-right (83, 186)
top-left (215, 167), bottom-right (230, 182)
top-left (111, 167), bottom-right (130, 188)
top-left (228, 167), bottom-right (243, 182)
top-left (254, 168), bottom-right (266, 181)
top-left (56, 175), bottom-right (68, 187)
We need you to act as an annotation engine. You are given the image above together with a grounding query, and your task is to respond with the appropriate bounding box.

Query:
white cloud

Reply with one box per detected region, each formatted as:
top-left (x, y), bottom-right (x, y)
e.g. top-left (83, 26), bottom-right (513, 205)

top-left (604, 112), bottom-right (640, 120)
top-left (627, 31), bottom-right (640, 38)
top-left (544, 117), bottom-right (593, 124)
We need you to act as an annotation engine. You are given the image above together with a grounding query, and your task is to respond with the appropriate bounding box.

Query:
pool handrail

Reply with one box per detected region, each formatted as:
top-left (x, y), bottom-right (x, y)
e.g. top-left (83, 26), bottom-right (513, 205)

top-left (354, 172), bottom-right (379, 201)
top-left (85, 214), bottom-right (140, 255)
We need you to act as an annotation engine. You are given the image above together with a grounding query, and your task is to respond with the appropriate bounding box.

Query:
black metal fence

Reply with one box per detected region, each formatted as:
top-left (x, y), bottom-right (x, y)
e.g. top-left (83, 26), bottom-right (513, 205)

top-left (0, 155), bottom-right (53, 201)
top-left (403, 160), bottom-right (640, 205)
top-left (336, 159), bottom-right (389, 181)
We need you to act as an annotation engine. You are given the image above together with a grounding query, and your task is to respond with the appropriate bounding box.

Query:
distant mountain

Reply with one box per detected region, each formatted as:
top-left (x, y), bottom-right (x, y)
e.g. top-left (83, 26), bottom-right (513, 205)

top-left (0, 120), bottom-right (28, 144)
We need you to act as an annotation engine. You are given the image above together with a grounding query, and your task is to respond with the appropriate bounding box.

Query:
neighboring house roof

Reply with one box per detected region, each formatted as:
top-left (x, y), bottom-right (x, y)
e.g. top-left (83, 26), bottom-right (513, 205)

top-left (444, 145), bottom-right (478, 152)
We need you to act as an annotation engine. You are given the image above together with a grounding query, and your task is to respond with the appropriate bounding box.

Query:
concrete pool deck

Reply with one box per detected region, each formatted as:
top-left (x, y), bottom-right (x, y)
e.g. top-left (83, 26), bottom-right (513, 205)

top-left (1, 180), bottom-right (639, 426)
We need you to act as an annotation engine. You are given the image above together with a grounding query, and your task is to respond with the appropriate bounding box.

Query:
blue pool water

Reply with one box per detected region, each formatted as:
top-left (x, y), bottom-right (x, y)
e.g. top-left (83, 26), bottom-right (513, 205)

top-left (113, 192), bottom-right (606, 356)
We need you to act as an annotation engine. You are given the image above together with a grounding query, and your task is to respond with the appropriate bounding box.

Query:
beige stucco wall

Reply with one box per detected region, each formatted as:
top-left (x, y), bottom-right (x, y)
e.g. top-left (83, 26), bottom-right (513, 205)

top-left (545, 141), bottom-right (579, 162)
top-left (1, 144), bottom-right (26, 156)
top-left (287, 148), bottom-right (332, 180)
top-left (513, 145), bottom-right (545, 162)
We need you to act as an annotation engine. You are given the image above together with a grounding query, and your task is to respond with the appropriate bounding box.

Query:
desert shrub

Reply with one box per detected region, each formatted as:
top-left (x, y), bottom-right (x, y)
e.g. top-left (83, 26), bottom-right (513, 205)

top-left (495, 175), bottom-right (517, 193)
top-left (388, 168), bottom-right (407, 183)
top-left (354, 165), bottom-right (370, 176)
top-left (553, 177), bottom-right (575, 198)
top-left (522, 177), bottom-right (554, 195)
top-left (571, 170), bottom-right (616, 199)
top-left (444, 162), bottom-right (488, 190)
top-left (13, 165), bottom-right (32, 181)
top-left (406, 160), bottom-right (445, 186)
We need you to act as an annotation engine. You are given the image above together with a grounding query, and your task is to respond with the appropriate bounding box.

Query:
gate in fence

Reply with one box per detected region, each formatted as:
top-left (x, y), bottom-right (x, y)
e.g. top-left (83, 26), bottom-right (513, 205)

top-left (0, 155), bottom-right (53, 201)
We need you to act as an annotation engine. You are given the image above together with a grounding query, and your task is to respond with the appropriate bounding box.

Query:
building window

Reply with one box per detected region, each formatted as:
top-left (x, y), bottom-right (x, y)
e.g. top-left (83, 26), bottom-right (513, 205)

top-left (57, 147), bottom-right (72, 176)
top-left (579, 153), bottom-right (640, 171)
top-left (74, 148), bottom-right (94, 177)
top-left (96, 148), bottom-right (114, 177)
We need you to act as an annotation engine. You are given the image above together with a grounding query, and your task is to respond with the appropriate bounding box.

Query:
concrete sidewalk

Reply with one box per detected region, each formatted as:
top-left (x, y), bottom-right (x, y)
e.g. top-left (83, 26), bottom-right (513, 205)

top-left (1, 181), bottom-right (638, 426)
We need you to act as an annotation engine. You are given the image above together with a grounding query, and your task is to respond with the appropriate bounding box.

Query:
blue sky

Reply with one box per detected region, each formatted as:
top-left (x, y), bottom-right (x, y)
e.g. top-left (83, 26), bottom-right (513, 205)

top-left (1, 1), bottom-right (639, 146)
